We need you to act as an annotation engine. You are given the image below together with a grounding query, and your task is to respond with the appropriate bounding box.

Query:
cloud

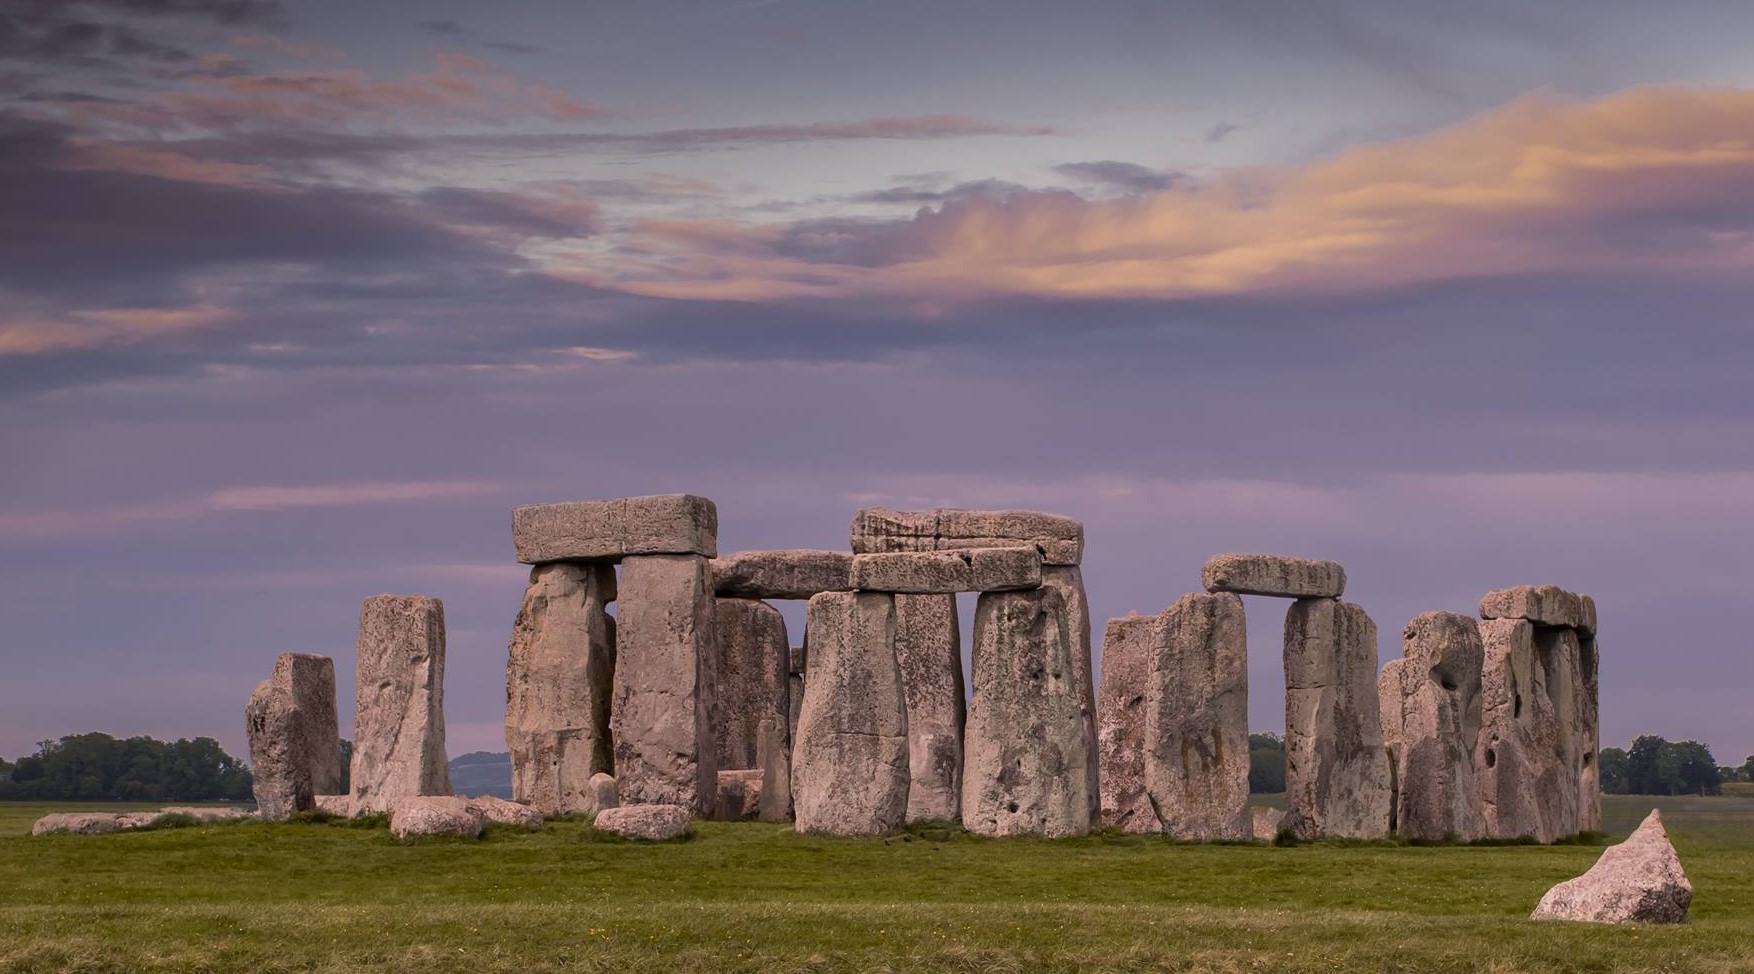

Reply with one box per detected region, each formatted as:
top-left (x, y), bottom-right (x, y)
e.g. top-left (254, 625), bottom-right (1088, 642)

top-left (1205, 121), bottom-right (1238, 143)
top-left (1052, 160), bottom-right (1180, 193)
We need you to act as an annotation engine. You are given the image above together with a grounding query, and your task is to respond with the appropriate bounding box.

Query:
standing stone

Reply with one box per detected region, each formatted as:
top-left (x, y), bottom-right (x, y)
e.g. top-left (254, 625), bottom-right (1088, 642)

top-left (711, 597), bottom-right (790, 772)
top-left (1282, 598), bottom-right (1391, 840)
top-left (757, 716), bottom-right (793, 822)
top-left (1391, 612), bottom-right (1486, 841)
top-left (1097, 613), bottom-right (1158, 833)
top-left (1377, 657), bottom-right (1406, 831)
top-left (611, 554), bottom-right (717, 814)
top-left (963, 586), bottom-right (1093, 837)
top-left (1145, 592), bottom-right (1250, 840)
top-left (1532, 810), bottom-right (1691, 924)
top-left (787, 645), bottom-right (806, 751)
top-left (246, 653), bottom-right (341, 821)
top-left (505, 563), bottom-right (617, 816)
top-left (791, 591), bottom-right (909, 836)
top-left (1578, 633), bottom-right (1602, 833)
top-left (892, 593), bottom-right (963, 822)
top-left (1476, 617), bottom-right (1545, 840)
top-left (1042, 565), bottom-right (1101, 821)
top-left (353, 595), bottom-right (450, 814)
top-left (1533, 626), bottom-right (1584, 839)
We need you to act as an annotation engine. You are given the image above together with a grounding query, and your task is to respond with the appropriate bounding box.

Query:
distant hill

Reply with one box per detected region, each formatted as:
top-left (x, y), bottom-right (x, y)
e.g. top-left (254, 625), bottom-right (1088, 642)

top-left (448, 751), bottom-right (512, 798)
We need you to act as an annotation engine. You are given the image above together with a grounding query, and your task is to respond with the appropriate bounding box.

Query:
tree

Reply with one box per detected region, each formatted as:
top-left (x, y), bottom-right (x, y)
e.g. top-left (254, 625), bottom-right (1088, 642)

top-left (1248, 733), bottom-right (1286, 793)
top-left (1619, 735), bottom-right (1722, 796)
top-left (338, 738), bottom-right (352, 794)
top-left (0, 733), bottom-right (251, 802)
top-left (1598, 747), bottom-right (1629, 794)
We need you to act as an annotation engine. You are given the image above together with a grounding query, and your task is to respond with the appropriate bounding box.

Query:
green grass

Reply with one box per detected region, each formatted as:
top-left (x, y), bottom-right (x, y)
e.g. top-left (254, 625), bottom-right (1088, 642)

top-left (1, 795), bottom-right (1749, 973)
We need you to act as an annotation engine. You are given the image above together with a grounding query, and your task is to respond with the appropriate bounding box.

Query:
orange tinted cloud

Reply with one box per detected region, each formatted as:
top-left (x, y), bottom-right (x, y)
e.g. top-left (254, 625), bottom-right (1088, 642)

top-left (594, 85), bottom-right (1754, 302)
top-left (0, 305), bottom-right (233, 356)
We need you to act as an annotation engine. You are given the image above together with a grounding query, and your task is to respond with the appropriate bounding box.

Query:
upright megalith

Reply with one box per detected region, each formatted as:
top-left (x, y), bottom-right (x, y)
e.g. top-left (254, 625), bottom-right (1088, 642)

top-left (1097, 613), bottom-right (1157, 832)
top-left (1041, 564), bottom-right (1101, 821)
top-left (1282, 597), bottom-right (1391, 839)
top-left (891, 593), bottom-right (963, 823)
top-left (787, 644), bottom-right (806, 751)
top-left (513, 493), bottom-right (717, 564)
top-left (1202, 553), bottom-right (1346, 599)
top-left (1144, 592), bottom-right (1249, 840)
top-left (963, 586), bottom-right (1093, 837)
top-left (1476, 617), bottom-right (1544, 839)
top-left (1386, 612), bottom-right (1485, 841)
top-left (712, 597), bottom-right (790, 771)
top-left (612, 554), bottom-right (718, 814)
top-left (352, 595), bottom-right (451, 813)
top-left (791, 591), bottom-right (909, 836)
top-left (505, 562), bottom-right (617, 816)
top-left (710, 549), bottom-right (852, 600)
top-left (245, 653), bottom-right (341, 820)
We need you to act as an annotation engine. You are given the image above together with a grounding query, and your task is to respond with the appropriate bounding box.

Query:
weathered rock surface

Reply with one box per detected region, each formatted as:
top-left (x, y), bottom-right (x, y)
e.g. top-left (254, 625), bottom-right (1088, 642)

top-left (245, 652), bottom-right (342, 821)
top-left (1390, 612), bottom-right (1486, 841)
top-left (963, 586), bottom-right (1093, 837)
top-left (1202, 554), bottom-right (1346, 599)
top-left (468, 795), bottom-right (544, 829)
top-left (33, 807), bottom-right (252, 835)
top-left (711, 597), bottom-right (790, 771)
top-left (849, 548), bottom-right (1042, 594)
top-left (1480, 585), bottom-right (1596, 636)
top-left (1097, 612), bottom-right (1157, 832)
top-left (1532, 810), bottom-right (1692, 924)
top-left (32, 812), bottom-right (125, 835)
top-left (757, 717), bottom-right (793, 822)
top-left (710, 549), bottom-right (852, 599)
top-left (1042, 565), bottom-right (1101, 820)
top-left (892, 593), bottom-right (963, 822)
top-left (594, 803), bottom-right (693, 840)
top-left (513, 494), bottom-right (717, 564)
top-left (787, 645), bottom-right (806, 752)
top-left (154, 806), bottom-right (253, 824)
top-left (611, 554), bottom-right (718, 814)
top-left (1577, 634), bottom-right (1602, 833)
top-left (1145, 592), bottom-right (1250, 840)
top-left (792, 591), bottom-right (910, 836)
top-left (1251, 806), bottom-right (1286, 841)
top-left (851, 508), bottom-right (1084, 566)
top-left (588, 773), bottom-right (619, 812)
top-left (352, 595), bottom-right (451, 814)
top-left (389, 796), bottom-right (483, 840)
top-left (314, 794), bottom-right (355, 817)
top-left (1283, 598), bottom-right (1392, 840)
top-left (505, 562), bottom-right (617, 816)
top-left (1476, 617), bottom-right (1590, 842)
top-left (714, 769), bottom-right (764, 821)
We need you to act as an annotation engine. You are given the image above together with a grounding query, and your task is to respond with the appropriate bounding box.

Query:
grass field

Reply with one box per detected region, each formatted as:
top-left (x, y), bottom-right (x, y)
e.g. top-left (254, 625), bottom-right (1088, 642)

top-left (1, 793), bottom-right (1750, 973)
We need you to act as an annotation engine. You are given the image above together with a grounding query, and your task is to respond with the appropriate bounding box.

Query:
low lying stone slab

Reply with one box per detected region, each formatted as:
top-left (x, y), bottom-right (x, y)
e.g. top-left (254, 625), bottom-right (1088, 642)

top-left (850, 548), bottom-right (1041, 593)
top-left (710, 549), bottom-right (852, 599)
top-left (1201, 553), bottom-right (1346, 599)
top-left (32, 812), bottom-right (126, 836)
top-left (1532, 810), bottom-right (1691, 924)
top-left (513, 494), bottom-right (717, 564)
top-left (468, 795), bottom-right (544, 829)
top-left (851, 508), bottom-right (1084, 566)
top-left (1480, 585), bottom-right (1596, 635)
top-left (594, 804), bottom-right (693, 840)
top-left (313, 794), bottom-right (355, 817)
top-left (389, 796), bottom-right (484, 840)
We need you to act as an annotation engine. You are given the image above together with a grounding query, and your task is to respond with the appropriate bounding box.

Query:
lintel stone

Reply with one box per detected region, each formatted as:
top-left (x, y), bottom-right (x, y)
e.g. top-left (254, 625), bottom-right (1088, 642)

top-left (849, 548), bottom-right (1042, 593)
top-left (710, 549), bottom-right (852, 600)
top-left (851, 508), bottom-right (1084, 566)
top-left (513, 493), bottom-right (717, 564)
top-left (1201, 553), bottom-right (1346, 599)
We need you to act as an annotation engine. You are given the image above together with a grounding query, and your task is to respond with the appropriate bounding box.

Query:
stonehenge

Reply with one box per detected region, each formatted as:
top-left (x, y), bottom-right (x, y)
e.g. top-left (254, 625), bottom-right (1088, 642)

top-left (235, 491), bottom-right (1603, 850)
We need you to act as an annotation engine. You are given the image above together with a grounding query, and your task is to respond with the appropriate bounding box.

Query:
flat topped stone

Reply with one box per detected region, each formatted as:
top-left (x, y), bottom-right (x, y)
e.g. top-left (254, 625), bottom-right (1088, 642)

top-left (513, 493), bottom-right (717, 564)
top-left (1480, 585), bottom-right (1596, 635)
top-left (851, 508), bottom-right (1084, 566)
top-left (1201, 553), bottom-right (1346, 599)
top-left (710, 549), bottom-right (852, 600)
top-left (849, 548), bottom-right (1042, 594)
top-left (594, 804), bottom-right (693, 840)
top-left (1532, 810), bottom-right (1691, 924)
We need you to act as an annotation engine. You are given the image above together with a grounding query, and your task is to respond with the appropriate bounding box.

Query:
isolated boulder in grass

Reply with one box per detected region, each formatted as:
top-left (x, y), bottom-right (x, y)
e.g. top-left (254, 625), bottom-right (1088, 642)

top-left (31, 813), bottom-right (125, 836)
top-left (593, 804), bottom-right (692, 840)
top-left (389, 796), bottom-right (484, 840)
top-left (1531, 809), bottom-right (1692, 924)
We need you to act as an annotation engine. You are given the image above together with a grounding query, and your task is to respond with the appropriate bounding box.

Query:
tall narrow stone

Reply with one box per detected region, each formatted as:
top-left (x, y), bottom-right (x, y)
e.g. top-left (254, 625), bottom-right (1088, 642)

top-left (1282, 597), bottom-right (1391, 840)
top-left (757, 716), bottom-right (793, 822)
top-left (1533, 626), bottom-right (1584, 839)
top-left (1145, 592), bottom-right (1249, 840)
top-left (1097, 613), bottom-right (1158, 832)
top-left (611, 554), bottom-right (717, 814)
top-left (787, 644), bottom-right (806, 751)
top-left (1042, 565), bottom-right (1101, 821)
top-left (1578, 633), bottom-right (1602, 832)
top-left (792, 591), bottom-right (909, 836)
top-left (892, 593), bottom-right (963, 823)
top-left (711, 597), bottom-right (790, 772)
top-left (245, 653), bottom-right (341, 820)
top-left (1377, 657), bottom-right (1406, 831)
top-left (505, 563), bottom-right (617, 816)
top-left (1476, 617), bottom-right (1545, 840)
top-left (1391, 611), bottom-right (1486, 841)
top-left (963, 587), bottom-right (1093, 837)
top-left (352, 595), bottom-right (450, 813)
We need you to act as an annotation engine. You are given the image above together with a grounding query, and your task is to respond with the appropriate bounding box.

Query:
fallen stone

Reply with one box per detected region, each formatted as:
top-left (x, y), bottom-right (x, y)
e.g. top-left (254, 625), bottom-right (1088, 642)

top-left (594, 803), bottom-right (693, 840)
top-left (611, 554), bottom-right (718, 815)
top-left (352, 595), bottom-right (452, 814)
top-left (513, 493), bottom-right (717, 564)
top-left (245, 652), bottom-right (342, 821)
top-left (1042, 565), bottom-right (1101, 821)
top-left (714, 769), bottom-right (764, 821)
top-left (389, 796), bottom-right (483, 840)
top-left (1391, 612), bottom-right (1486, 841)
top-left (1097, 612), bottom-right (1158, 833)
top-left (1532, 810), bottom-right (1692, 924)
top-left (1251, 806), bottom-right (1286, 842)
top-left (1480, 585), bottom-right (1595, 636)
top-left (849, 548), bottom-right (1042, 594)
top-left (313, 795), bottom-right (355, 817)
top-left (32, 813), bottom-right (124, 836)
top-left (851, 508), bottom-right (1084, 566)
top-left (710, 549), bottom-right (853, 600)
top-left (1283, 598), bottom-right (1392, 840)
top-left (505, 562), bottom-right (617, 816)
top-left (792, 591), bottom-right (910, 836)
top-left (892, 593), bottom-right (963, 823)
top-left (1145, 592), bottom-right (1250, 840)
top-left (963, 586), bottom-right (1093, 837)
top-left (468, 795), bottom-right (544, 829)
top-left (588, 773), bottom-right (619, 813)
top-left (147, 806), bottom-right (253, 826)
top-left (711, 597), bottom-right (790, 772)
top-left (757, 717), bottom-right (793, 822)
top-left (1202, 554), bottom-right (1346, 599)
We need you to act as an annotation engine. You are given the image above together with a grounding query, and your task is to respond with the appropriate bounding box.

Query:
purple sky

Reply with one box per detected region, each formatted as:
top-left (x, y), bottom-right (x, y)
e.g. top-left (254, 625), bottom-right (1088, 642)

top-left (2, 0), bottom-right (1752, 767)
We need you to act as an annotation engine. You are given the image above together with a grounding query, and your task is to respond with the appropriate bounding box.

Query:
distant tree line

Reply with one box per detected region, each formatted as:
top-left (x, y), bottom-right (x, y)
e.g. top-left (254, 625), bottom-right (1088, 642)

top-left (1248, 733), bottom-right (1286, 793)
top-left (0, 733), bottom-right (253, 802)
top-left (1600, 735), bottom-right (1745, 796)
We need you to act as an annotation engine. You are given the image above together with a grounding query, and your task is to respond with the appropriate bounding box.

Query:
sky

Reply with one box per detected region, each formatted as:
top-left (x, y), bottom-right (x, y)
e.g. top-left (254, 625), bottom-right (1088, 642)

top-left (2, 0), bottom-right (1753, 768)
